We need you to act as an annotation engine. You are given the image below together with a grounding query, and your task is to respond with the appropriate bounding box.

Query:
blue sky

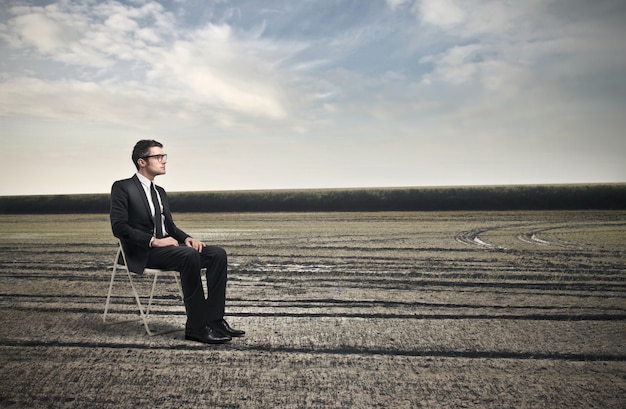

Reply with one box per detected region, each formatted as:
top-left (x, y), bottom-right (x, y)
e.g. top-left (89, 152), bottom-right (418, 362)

top-left (1, 0), bottom-right (625, 195)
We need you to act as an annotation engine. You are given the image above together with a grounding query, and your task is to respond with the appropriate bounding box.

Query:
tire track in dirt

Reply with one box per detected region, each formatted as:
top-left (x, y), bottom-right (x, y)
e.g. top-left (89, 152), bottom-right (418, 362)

top-left (6, 304), bottom-right (626, 321)
top-left (1, 339), bottom-right (624, 362)
top-left (517, 222), bottom-right (626, 250)
top-left (517, 224), bottom-right (584, 248)
top-left (454, 226), bottom-right (506, 250)
top-left (456, 221), bottom-right (626, 252)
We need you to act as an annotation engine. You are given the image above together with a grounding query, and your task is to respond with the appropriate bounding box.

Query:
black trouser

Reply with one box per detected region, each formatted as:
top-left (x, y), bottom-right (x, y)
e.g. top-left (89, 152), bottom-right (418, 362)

top-left (146, 244), bottom-right (227, 329)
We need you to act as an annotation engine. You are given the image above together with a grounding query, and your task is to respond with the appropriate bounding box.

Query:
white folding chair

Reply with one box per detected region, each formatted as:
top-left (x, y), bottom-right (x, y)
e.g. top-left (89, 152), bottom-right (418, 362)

top-left (103, 239), bottom-right (185, 336)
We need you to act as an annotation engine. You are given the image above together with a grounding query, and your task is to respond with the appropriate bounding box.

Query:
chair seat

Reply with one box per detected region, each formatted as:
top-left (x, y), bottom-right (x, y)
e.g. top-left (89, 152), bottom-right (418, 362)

top-left (143, 268), bottom-right (179, 275)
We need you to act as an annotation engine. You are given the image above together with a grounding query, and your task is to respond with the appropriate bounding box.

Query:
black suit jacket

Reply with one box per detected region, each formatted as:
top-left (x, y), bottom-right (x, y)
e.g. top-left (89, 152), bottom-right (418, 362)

top-left (110, 174), bottom-right (189, 273)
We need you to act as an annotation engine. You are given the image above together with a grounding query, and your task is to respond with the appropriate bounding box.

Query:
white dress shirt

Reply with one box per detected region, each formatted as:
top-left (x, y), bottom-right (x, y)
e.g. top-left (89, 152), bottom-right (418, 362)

top-left (136, 173), bottom-right (168, 239)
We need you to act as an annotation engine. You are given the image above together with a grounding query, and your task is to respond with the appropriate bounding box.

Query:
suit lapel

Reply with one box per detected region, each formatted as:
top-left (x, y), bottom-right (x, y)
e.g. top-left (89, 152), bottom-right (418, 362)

top-left (155, 185), bottom-right (168, 214)
top-left (131, 174), bottom-right (152, 219)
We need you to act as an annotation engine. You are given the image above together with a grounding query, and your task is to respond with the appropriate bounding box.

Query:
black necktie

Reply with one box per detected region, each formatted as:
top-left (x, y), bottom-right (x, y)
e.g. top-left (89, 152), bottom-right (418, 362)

top-left (150, 182), bottom-right (164, 238)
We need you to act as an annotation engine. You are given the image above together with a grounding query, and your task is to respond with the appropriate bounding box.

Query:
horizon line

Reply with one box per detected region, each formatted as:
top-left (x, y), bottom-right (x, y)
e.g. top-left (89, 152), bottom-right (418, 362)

top-left (2, 181), bottom-right (625, 198)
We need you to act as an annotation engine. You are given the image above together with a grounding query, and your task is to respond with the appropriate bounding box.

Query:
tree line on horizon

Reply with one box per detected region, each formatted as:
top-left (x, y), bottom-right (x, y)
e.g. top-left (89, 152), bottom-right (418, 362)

top-left (0, 184), bottom-right (624, 214)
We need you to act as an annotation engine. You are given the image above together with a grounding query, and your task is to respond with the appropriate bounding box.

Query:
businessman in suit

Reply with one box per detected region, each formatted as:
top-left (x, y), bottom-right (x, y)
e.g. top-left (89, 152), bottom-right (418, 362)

top-left (110, 139), bottom-right (244, 344)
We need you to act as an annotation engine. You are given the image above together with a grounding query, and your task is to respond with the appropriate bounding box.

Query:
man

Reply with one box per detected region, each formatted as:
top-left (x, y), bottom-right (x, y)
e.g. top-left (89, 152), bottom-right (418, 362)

top-left (110, 139), bottom-right (244, 344)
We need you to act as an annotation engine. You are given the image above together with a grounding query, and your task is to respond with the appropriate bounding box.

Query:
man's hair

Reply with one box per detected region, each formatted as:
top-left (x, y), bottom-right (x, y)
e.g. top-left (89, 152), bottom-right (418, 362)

top-left (132, 140), bottom-right (163, 170)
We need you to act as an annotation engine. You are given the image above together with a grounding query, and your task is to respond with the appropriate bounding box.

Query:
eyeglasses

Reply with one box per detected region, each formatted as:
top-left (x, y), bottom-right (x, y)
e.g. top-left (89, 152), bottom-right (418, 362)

top-left (142, 154), bottom-right (167, 162)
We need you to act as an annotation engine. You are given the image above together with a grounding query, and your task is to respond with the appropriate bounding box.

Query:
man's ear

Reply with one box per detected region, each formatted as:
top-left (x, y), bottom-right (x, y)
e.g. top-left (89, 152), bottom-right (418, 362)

top-left (137, 158), bottom-right (145, 168)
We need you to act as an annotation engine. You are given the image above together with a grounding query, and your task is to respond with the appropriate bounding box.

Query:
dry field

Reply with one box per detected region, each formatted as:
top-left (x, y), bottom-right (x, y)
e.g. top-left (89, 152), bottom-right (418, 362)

top-left (0, 211), bottom-right (625, 408)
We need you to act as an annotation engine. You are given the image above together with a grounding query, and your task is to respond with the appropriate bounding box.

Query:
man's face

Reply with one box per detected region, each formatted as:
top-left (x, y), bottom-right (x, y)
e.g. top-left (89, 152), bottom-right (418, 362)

top-left (140, 146), bottom-right (167, 178)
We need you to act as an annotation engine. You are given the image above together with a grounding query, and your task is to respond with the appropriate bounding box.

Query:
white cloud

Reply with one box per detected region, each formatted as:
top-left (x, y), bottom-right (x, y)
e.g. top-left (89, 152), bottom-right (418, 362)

top-left (11, 12), bottom-right (73, 53)
top-left (0, 76), bottom-right (176, 129)
top-left (385, 0), bottom-right (412, 10)
top-left (420, 44), bottom-right (482, 84)
top-left (0, 0), bottom-right (298, 125)
top-left (418, 0), bottom-right (465, 28)
top-left (412, 0), bottom-right (626, 108)
top-left (412, 0), bottom-right (547, 37)
top-left (104, 12), bottom-right (139, 32)
top-left (153, 26), bottom-right (288, 119)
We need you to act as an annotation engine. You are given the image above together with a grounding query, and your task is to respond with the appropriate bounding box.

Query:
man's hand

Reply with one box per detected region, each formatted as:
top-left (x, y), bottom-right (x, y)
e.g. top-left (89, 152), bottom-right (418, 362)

top-left (151, 237), bottom-right (179, 247)
top-left (185, 237), bottom-right (206, 252)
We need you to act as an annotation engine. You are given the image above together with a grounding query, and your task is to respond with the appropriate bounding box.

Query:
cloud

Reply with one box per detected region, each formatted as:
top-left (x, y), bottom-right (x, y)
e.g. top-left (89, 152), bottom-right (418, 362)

top-left (385, 0), bottom-right (411, 10)
top-left (11, 11), bottom-right (73, 53)
top-left (420, 44), bottom-right (482, 84)
top-left (418, 0), bottom-right (465, 28)
top-left (405, 0), bottom-right (626, 106)
top-left (147, 23), bottom-right (292, 119)
top-left (0, 0), bottom-right (295, 125)
top-left (3, 1), bottom-right (145, 68)
top-left (0, 76), bottom-right (179, 129)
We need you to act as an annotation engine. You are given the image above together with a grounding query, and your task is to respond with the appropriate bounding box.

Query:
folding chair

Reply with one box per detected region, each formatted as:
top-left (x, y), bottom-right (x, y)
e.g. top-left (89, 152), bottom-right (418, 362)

top-left (103, 239), bottom-right (185, 336)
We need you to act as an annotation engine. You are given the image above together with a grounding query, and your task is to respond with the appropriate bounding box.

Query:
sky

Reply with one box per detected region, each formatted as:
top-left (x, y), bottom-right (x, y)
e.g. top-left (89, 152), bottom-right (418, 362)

top-left (1, 0), bottom-right (625, 196)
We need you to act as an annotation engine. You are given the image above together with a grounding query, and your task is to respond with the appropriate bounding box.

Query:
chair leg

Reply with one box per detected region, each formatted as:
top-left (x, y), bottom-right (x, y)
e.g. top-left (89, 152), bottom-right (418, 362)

top-left (102, 263), bottom-right (117, 322)
top-left (104, 264), bottom-right (154, 334)
top-left (174, 273), bottom-right (184, 301)
top-left (125, 270), bottom-right (154, 336)
top-left (146, 272), bottom-right (160, 318)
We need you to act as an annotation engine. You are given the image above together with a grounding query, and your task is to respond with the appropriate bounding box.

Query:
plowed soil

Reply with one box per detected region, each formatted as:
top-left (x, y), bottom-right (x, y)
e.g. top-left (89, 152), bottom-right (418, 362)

top-left (1, 211), bottom-right (625, 408)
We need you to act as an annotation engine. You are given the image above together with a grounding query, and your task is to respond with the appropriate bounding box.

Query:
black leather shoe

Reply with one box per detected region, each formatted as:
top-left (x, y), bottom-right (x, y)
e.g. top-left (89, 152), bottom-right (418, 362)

top-left (185, 325), bottom-right (231, 344)
top-left (209, 319), bottom-right (245, 337)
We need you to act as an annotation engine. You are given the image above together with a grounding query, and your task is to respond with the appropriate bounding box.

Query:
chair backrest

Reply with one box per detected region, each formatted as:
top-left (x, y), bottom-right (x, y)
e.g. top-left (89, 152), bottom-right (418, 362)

top-left (115, 239), bottom-right (134, 272)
